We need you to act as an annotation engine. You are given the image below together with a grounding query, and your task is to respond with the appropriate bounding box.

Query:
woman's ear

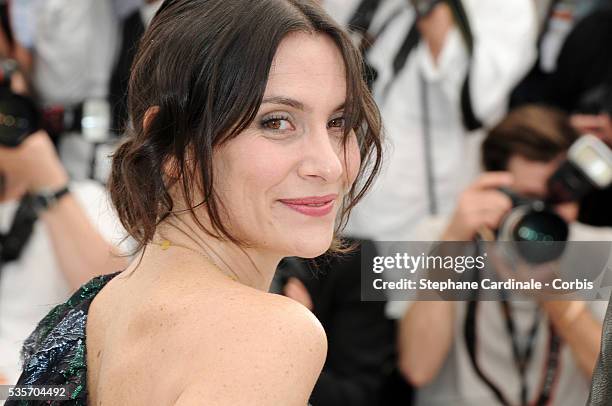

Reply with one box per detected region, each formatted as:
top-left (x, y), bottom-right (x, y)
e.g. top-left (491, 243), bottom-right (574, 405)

top-left (143, 106), bottom-right (160, 133)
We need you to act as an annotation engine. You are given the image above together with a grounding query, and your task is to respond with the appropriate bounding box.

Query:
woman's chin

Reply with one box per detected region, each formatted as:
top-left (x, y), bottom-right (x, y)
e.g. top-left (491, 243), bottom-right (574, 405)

top-left (288, 235), bottom-right (334, 259)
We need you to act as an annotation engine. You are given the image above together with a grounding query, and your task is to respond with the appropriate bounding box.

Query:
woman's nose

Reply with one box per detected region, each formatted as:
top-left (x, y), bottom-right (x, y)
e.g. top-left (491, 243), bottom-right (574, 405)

top-left (297, 126), bottom-right (344, 183)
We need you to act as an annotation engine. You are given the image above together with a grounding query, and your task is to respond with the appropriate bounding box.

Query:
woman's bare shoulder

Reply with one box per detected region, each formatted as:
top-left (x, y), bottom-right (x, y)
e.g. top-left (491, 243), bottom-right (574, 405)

top-left (175, 288), bottom-right (327, 405)
top-left (189, 285), bottom-right (327, 356)
top-left (248, 290), bottom-right (328, 351)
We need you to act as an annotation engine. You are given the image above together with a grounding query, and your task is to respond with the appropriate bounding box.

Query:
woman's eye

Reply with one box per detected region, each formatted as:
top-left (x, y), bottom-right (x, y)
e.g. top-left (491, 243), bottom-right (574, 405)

top-left (328, 117), bottom-right (346, 130)
top-left (262, 117), bottom-right (294, 131)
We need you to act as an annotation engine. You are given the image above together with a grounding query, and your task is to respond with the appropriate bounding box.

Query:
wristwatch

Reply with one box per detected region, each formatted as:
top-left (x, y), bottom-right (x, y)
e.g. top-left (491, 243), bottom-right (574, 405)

top-left (31, 185), bottom-right (71, 214)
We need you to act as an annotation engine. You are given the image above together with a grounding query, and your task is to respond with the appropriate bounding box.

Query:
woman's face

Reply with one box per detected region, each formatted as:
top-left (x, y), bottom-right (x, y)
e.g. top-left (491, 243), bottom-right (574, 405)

top-left (213, 32), bottom-right (360, 258)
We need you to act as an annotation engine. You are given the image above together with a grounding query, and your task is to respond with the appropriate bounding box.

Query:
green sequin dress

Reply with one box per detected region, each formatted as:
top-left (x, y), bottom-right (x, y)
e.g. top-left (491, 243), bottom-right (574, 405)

top-left (5, 272), bottom-right (121, 406)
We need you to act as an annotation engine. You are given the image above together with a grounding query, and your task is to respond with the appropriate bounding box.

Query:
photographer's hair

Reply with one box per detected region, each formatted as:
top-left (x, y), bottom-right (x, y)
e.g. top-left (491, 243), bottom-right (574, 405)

top-left (109, 0), bottom-right (383, 254)
top-left (482, 104), bottom-right (580, 171)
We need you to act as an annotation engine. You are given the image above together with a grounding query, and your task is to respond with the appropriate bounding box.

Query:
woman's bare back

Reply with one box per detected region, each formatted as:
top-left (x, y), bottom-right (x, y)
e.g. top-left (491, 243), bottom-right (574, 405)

top-left (86, 255), bottom-right (326, 406)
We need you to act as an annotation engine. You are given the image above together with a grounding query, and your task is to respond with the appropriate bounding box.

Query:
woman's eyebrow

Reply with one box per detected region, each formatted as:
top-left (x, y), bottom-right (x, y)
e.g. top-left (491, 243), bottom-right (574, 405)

top-left (261, 96), bottom-right (346, 113)
top-left (333, 103), bottom-right (346, 112)
top-left (261, 96), bottom-right (305, 110)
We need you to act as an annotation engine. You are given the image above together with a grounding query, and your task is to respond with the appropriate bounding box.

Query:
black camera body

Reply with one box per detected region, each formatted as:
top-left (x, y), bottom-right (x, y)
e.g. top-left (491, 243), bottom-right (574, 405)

top-left (497, 135), bottom-right (612, 263)
top-left (0, 59), bottom-right (40, 148)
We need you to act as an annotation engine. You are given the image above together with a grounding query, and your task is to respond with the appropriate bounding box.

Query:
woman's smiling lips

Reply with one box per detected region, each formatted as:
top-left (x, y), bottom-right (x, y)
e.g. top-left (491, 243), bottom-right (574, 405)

top-left (278, 194), bottom-right (338, 217)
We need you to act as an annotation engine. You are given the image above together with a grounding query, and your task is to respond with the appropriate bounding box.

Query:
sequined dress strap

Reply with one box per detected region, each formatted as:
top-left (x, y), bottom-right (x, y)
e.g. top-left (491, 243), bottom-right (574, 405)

top-left (5, 272), bottom-right (121, 406)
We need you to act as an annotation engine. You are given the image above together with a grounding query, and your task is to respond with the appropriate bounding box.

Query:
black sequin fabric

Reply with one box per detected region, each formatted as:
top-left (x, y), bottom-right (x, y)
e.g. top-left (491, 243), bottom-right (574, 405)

top-left (5, 272), bottom-right (121, 406)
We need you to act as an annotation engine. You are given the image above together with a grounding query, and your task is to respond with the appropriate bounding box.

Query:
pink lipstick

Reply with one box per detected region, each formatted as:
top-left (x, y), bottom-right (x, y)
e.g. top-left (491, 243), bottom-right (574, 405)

top-left (279, 194), bottom-right (338, 217)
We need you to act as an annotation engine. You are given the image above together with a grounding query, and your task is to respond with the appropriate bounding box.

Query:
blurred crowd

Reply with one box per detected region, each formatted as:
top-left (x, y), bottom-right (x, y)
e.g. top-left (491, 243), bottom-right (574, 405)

top-left (1, 0), bottom-right (612, 405)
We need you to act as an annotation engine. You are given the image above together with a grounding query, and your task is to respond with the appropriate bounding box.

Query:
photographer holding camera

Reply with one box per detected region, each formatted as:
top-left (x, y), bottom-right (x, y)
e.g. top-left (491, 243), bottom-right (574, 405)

top-left (389, 105), bottom-right (611, 406)
top-left (0, 66), bottom-right (128, 382)
top-left (512, 2), bottom-right (612, 229)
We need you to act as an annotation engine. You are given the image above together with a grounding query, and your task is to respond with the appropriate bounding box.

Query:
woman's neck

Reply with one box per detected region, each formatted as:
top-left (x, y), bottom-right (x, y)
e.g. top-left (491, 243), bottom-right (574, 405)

top-left (155, 213), bottom-right (281, 291)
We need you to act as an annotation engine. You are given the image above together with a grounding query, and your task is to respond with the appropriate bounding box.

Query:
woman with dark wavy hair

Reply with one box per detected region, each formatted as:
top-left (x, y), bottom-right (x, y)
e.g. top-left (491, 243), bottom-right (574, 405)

top-left (6, 0), bottom-right (383, 404)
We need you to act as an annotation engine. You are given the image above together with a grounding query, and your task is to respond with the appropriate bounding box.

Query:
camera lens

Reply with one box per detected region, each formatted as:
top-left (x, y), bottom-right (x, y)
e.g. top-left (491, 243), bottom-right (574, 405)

top-left (512, 209), bottom-right (568, 242)
top-left (499, 204), bottom-right (568, 264)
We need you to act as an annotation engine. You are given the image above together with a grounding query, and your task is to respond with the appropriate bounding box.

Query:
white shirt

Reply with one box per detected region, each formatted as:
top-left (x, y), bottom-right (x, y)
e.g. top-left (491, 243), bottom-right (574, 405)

top-left (322, 0), bottom-right (362, 26)
top-left (29, 0), bottom-right (118, 106)
top-left (346, 0), bottom-right (537, 241)
top-left (0, 181), bottom-right (128, 383)
top-left (9, 0), bottom-right (42, 49)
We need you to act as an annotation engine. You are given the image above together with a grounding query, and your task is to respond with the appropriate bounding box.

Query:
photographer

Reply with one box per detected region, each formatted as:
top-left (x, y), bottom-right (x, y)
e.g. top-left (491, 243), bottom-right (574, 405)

top-left (0, 93), bottom-right (128, 385)
top-left (109, 0), bottom-right (163, 135)
top-left (7, 0), bottom-right (119, 180)
top-left (346, 0), bottom-right (537, 242)
top-left (8, 0), bottom-right (117, 107)
top-left (512, 3), bottom-right (612, 228)
top-left (558, 7), bottom-right (612, 228)
top-left (390, 105), bottom-right (609, 405)
top-left (0, 130), bottom-right (128, 383)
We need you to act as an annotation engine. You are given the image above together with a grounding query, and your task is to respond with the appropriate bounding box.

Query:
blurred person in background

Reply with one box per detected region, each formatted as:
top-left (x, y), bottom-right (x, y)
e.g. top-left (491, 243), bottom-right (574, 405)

top-left (346, 0), bottom-right (537, 243)
top-left (514, 0), bottom-right (612, 143)
top-left (390, 105), bottom-right (608, 405)
top-left (324, 0), bottom-right (408, 70)
top-left (109, 0), bottom-right (163, 135)
top-left (512, 1), bottom-right (612, 227)
top-left (8, 0), bottom-right (117, 108)
top-left (573, 95), bottom-right (612, 228)
top-left (7, 0), bottom-right (120, 181)
top-left (0, 131), bottom-right (128, 384)
top-left (544, 4), bottom-right (612, 228)
top-left (512, 0), bottom-right (611, 109)
top-left (0, 63), bottom-right (128, 383)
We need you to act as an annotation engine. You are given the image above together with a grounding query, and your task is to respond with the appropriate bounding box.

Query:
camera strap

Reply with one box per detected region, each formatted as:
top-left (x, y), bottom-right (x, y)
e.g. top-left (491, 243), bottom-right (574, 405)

top-left (380, 19), bottom-right (420, 101)
top-left (447, 0), bottom-right (483, 131)
top-left (379, 0), bottom-right (482, 131)
top-left (348, 0), bottom-right (383, 36)
top-left (464, 299), bottom-right (562, 406)
top-left (420, 72), bottom-right (438, 216)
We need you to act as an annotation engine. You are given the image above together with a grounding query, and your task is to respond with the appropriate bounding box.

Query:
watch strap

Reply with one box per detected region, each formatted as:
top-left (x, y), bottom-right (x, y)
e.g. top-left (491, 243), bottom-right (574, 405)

top-left (32, 185), bottom-right (71, 213)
